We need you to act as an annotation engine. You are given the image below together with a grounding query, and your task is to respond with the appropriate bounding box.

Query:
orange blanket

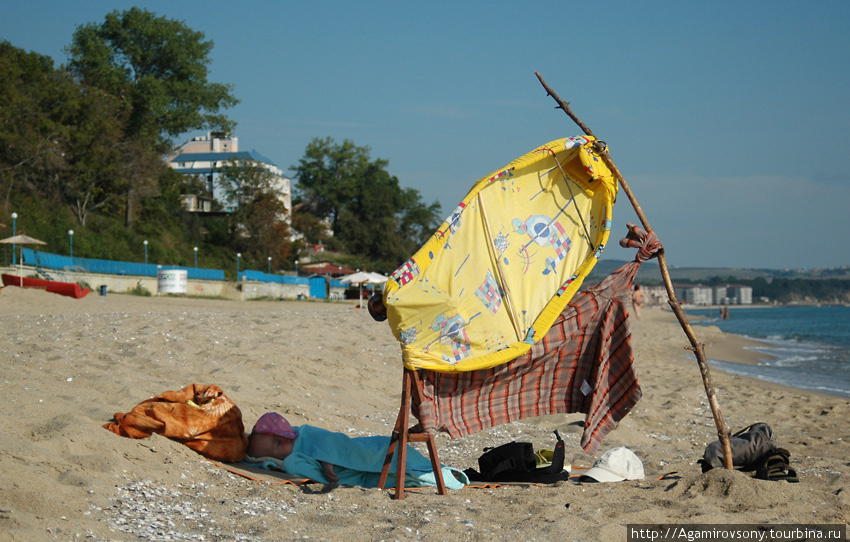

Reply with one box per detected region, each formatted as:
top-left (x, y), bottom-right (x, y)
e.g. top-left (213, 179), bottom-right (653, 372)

top-left (103, 384), bottom-right (248, 462)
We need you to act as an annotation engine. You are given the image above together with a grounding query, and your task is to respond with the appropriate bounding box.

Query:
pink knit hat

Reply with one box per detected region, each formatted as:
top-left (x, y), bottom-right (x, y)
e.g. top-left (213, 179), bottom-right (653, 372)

top-left (251, 412), bottom-right (298, 439)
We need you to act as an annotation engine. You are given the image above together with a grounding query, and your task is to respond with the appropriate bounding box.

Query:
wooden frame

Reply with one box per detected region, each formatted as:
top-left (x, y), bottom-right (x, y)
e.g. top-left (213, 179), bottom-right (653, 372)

top-left (378, 369), bottom-right (447, 499)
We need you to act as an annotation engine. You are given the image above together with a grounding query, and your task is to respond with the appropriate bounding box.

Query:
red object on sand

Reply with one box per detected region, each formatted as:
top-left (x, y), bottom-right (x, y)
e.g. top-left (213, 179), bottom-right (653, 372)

top-left (2, 273), bottom-right (90, 298)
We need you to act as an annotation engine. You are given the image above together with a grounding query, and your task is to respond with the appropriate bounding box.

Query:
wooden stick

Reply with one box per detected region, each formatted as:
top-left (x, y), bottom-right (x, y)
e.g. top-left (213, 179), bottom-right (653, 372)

top-left (534, 72), bottom-right (734, 470)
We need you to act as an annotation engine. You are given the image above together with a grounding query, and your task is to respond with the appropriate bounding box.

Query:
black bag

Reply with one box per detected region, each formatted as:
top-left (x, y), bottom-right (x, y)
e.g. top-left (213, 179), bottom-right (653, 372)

top-left (699, 422), bottom-right (777, 472)
top-left (465, 430), bottom-right (568, 483)
top-left (478, 442), bottom-right (536, 477)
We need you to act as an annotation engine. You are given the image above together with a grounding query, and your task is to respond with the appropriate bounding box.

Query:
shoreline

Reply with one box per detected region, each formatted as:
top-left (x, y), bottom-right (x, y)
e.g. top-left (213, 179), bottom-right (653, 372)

top-left (674, 305), bottom-right (850, 400)
top-left (638, 307), bottom-right (772, 365)
top-left (1, 287), bottom-right (848, 540)
top-left (634, 307), bottom-right (850, 400)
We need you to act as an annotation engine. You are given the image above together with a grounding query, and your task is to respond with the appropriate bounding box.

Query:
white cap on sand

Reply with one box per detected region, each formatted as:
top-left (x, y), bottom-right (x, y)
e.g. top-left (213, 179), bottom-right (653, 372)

top-left (580, 446), bottom-right (645, 483)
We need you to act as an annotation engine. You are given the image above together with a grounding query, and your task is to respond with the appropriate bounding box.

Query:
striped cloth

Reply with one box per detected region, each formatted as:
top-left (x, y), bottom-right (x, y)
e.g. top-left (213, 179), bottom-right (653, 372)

top-left (412, 224), bottom-right (661, 455)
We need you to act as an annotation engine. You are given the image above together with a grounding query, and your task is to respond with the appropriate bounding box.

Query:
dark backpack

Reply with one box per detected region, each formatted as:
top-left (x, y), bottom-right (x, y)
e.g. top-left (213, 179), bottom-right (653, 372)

top-left (699, 422), bottom-right (777, 472)
top-left (464, 430), bottom-right (568, 483)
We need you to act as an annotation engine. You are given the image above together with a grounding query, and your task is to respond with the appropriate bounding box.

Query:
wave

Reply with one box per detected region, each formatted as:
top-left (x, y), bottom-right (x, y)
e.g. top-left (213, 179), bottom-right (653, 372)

top-left (707, 358), bottom-right (850, 398)
top-left (687, 306), bottom-right (850, 397)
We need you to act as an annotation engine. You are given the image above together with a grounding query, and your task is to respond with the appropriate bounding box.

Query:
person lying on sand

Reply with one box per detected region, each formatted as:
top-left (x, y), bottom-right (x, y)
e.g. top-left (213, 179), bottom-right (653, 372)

top-left (244, 412), bottom-right (467, 489)
top-left (246, 412), bottom-right (339, 482)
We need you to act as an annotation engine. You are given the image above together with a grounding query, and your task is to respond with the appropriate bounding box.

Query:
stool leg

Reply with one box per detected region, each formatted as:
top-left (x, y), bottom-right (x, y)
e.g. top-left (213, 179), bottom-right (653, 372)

top-left (408, 370), bottom-right (447, 495)
top-left (377, 431), bottom-right (399, 490)
top-left (393, 371), bottom-right (413, 499)
top-left (379, 370), bottom-right (447, 499)
top-left (425, 433), bottom-right (447, 495)
top-left (378, 373), bottom-right (408, 491)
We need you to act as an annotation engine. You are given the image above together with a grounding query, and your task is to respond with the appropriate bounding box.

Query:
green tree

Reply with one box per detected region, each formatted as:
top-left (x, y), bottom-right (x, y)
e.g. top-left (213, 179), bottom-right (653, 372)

top-left (291, 211), bottom-right (330, 245)
top-left (218, 159), bottom-right (292, 268)
top-left (397, 187), bottom-right (443, 250)
top-left (62, 89), bottom-right (138, 226)
top-left (0, 42), bottom-right (72, 210)
top-left (239, 192), bottom-right (292, 271)
top-left (218, 158), bottom-right (280, 209)
top-left (292, 137), bottom-right (371, 231)
top-left (67, 7), bottom-right (239, 225)
top-left (0, 41), bottom-right (165, 228)
top-left (291, 136), bottom-right (442, 268)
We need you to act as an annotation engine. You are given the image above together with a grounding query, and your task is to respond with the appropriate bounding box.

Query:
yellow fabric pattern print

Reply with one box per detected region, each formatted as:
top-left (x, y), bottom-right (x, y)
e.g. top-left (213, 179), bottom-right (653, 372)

top-left (385, 137), bottom-right (617, 372)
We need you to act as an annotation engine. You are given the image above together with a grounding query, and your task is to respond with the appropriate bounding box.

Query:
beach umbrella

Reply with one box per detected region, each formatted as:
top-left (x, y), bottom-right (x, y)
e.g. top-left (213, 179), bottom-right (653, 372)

top-left (339, 271), bottom-right (371, 284)
top-left (365, 272), bottom-right (388, 285)
top-left (340, 271), bottom-right (376, 309)
top-left (0, 234), bottom-right (46, 286)
top-left (363, 272), bottom-right (388, 297)
top-left (0, 234), bottom-right (47, 246)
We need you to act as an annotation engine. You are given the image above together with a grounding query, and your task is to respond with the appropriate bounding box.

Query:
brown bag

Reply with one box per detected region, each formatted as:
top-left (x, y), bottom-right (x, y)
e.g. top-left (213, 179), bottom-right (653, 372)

top-left (103, 384), bottom-right (249, 462)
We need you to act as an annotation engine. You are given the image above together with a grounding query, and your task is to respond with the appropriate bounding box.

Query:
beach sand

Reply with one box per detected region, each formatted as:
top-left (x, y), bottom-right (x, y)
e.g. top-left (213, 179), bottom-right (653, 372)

top-left (1, 286), bottom-right (847, 541)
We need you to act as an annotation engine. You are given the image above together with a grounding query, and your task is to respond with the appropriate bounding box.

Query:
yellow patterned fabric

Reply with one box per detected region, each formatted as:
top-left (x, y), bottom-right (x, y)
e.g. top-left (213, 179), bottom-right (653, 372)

top-left (385, 136), bottom-right (617, 372)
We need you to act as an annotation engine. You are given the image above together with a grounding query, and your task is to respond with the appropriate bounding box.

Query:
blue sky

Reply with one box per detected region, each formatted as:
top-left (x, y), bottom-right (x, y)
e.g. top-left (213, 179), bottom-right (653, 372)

top-left (3, 1), bottom-right (849, 269)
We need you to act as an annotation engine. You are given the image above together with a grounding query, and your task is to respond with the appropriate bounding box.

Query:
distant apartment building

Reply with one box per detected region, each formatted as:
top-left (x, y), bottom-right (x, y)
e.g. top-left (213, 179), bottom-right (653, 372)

top-left (641, 285), bottom-right (668, 307)
top-left (675, 284), bottom-right (714, 305)
top-left (712, 285), bottom-right (728, 305)
top-left (165, 132), bottom-right (292, 221)
top-left (658, 283), bottom-right (754, 305)
top-left (725, 285), bottom-right (753, 305)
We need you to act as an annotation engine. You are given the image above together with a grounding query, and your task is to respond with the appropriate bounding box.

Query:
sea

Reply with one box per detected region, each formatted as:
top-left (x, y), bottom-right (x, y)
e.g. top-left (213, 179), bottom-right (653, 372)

top-left (685, 306), bottom-right (850, 398)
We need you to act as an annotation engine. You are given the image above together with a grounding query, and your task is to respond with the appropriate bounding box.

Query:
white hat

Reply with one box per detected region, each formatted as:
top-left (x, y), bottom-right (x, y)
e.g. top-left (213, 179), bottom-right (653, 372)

top-left (580, 447), bottom-right (644, 483)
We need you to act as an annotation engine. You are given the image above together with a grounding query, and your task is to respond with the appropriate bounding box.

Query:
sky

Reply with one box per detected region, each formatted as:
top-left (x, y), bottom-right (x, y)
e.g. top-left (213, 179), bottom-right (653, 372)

top-left (3, 1), bottom-right (849, 270)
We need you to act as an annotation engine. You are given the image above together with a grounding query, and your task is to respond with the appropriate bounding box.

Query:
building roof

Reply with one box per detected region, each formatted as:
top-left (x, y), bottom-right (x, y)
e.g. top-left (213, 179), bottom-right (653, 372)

top-left (171, 150), bottom-right (279, 168)
top-left (300, 262), bottom-right (356, 276)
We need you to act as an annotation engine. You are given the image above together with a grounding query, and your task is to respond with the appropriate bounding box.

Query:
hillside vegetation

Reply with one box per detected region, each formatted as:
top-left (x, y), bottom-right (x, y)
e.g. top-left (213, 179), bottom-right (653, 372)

top-left (1, 9), bottom-right (441, 278)
top-left (590, 260), bottom-right (850, 304)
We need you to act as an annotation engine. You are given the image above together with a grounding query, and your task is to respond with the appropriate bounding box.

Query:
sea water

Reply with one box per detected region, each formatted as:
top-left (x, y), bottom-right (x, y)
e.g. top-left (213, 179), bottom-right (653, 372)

top-left (685, 306), bottom-right (850, 398)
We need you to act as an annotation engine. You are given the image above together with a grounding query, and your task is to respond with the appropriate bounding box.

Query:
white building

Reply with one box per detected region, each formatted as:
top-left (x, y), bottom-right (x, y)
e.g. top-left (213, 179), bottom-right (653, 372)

top-left (641, 285), bottom-right (667, 307)
top-left (166, 132), bottom-right (292, 219)
top-left (726, 285), bottom-right (753, 305)
top-left (673, 284), bottom-right (713, 306)
top-left (709, 283), bottom-right (753, 305)
top-left (712, 285), bottom-right (729, 305)
top-left (637, 283), bottom-right (754, 307)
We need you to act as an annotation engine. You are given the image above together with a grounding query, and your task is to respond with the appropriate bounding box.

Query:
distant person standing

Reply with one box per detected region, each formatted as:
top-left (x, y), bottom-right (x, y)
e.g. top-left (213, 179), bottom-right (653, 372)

top-left (632, 284), bottom-right (645, 320)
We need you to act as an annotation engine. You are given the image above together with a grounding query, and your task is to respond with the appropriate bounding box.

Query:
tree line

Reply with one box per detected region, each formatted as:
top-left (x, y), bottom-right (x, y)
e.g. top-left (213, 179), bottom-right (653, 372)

top-left (1, 7), bottom-right (442, 277)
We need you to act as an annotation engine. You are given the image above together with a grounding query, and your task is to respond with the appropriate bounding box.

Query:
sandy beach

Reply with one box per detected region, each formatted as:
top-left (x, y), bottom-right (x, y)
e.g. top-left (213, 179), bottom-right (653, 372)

top-left (0, 285), bottom-right (847, 541)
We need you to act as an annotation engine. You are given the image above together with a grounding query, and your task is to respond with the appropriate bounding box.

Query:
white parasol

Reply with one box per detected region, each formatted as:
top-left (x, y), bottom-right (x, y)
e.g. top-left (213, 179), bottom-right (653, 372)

top-left (365, 272), bottom-right (388, 285)
top-left (340, 271), bottom-right (386, 309)
top-left (0, 234), bottom-right (47, 286)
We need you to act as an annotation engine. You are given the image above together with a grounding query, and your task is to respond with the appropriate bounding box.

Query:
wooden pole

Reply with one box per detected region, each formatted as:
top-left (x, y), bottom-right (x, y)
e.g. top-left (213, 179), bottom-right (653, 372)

top-left (534, 72), bottom-right (734, 470)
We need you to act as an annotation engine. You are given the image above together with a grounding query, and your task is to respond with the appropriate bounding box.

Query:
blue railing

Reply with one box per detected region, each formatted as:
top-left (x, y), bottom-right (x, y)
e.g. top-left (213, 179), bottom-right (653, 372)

top-left (18, 248), bottom-right (346, 287)
top-left (240, 269), bottom-right (343, 288)
top-left (241, 269), bottom-right (309, 285)
top-left (22, 248), bottom-right (225, 281)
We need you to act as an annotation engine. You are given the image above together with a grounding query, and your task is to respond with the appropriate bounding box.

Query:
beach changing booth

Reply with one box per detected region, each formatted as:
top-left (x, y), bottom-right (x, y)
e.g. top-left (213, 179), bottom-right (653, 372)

top-left (377, 136), bottom-right (662, 498)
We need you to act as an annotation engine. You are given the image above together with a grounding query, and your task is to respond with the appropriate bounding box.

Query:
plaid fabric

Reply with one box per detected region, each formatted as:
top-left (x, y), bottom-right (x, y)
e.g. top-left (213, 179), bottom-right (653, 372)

top-left (413, 224), bottom-right (660, 455)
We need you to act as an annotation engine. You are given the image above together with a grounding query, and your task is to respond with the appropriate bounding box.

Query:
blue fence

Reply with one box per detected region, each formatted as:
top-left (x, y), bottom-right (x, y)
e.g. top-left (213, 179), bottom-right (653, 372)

top-left (22, 248), bottom-right (225, 281)
top-left (241, 269), bottom-right (309, 285)
top-left (17, 248), bottom-right (347, 290)
top-left (240, 269), bottom-right (344, 289)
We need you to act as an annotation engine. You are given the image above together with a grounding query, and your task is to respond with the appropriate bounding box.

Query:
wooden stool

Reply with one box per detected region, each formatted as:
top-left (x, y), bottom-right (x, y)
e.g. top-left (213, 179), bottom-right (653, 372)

top-left (377, 369), bottom-right (447, 499)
